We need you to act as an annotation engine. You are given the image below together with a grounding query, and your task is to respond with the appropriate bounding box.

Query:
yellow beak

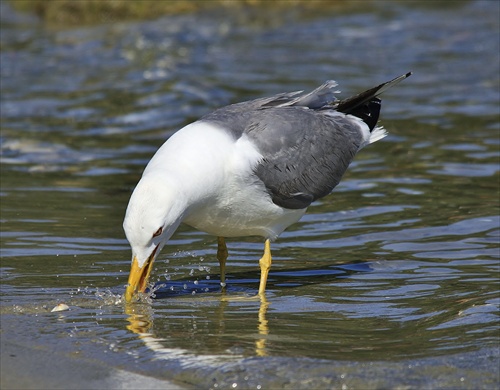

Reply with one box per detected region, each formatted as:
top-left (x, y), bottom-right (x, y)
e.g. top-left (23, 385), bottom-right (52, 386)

top-left (124, 247), bottom-right (158, 302)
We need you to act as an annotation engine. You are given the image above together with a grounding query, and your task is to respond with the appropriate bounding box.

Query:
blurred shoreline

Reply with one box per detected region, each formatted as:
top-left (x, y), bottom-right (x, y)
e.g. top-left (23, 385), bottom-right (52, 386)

top-left (7, 0), bottom-right (352, 26)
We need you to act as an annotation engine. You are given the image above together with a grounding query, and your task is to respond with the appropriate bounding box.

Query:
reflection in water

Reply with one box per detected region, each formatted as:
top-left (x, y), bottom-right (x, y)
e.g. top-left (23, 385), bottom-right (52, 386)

top-left (125, 294), bottom-right (271, 360)
top-left (256, 296), bottom-right (270, 357)
top-left (125, 303), bottom-right (202, 364)
top-left (220, 293), bottom-right (271, 357)
top-left (126, 303), bottom-right (154, 335)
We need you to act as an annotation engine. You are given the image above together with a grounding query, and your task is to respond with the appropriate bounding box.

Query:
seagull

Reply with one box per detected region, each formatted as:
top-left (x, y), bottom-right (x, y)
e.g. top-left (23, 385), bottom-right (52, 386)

top-left (123, 72), bottom-right (412, 302)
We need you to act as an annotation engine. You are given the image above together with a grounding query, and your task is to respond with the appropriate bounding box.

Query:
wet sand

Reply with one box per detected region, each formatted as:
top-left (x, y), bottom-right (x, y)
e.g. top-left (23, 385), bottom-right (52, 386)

top-left (0, 318), bottom-right (186, 390)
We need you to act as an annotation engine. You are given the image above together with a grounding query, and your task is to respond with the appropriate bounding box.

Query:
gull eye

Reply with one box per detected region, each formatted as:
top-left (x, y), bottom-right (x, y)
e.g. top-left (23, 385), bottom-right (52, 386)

top-left (153, 227), bottom-right (163, 238)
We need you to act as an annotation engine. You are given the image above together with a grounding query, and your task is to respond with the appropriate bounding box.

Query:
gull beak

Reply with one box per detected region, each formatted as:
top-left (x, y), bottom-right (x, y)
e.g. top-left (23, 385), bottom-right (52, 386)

top-left (124, 246), bottom-right (158, 302)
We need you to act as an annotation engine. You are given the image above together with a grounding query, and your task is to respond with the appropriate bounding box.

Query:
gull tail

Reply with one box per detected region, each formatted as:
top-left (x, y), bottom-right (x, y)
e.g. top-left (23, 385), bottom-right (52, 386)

top-left (336, 72), bottom-right (412, 131)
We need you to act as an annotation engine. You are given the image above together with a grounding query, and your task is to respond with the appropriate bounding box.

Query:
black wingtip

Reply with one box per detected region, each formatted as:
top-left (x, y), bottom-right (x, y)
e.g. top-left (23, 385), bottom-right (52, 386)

top-left (336, 72), bottom-right (412, 130)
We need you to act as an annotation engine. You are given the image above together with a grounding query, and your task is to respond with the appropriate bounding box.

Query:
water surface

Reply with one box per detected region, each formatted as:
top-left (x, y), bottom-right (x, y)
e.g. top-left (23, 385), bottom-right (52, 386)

top-left (1, 1), bottom-right (499, 388)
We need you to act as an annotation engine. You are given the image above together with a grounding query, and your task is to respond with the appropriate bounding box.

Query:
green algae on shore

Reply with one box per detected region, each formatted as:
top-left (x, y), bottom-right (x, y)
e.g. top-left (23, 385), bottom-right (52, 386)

top-left (9, 0), bottom-right (352, 26)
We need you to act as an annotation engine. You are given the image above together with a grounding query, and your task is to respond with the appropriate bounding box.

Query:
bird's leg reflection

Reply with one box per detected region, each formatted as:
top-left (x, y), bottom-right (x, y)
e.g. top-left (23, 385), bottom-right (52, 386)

top-left (219, 293), bottom-right (270, 356)
top-left (124, 295), bottom-right (270, 358)
top-left (217, 236), bottom-right (228, 291)
top-left (256, 294), bottom-right (270, 357)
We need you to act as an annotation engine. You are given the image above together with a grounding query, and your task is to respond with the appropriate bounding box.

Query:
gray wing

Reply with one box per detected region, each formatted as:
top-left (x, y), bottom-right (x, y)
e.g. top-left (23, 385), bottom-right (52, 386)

top-left (245, 108), bottom-right (362, 209)
top-left (199, 74), bottom-right (410, 209)
top-left (202, 101), bottom-right (362, 210)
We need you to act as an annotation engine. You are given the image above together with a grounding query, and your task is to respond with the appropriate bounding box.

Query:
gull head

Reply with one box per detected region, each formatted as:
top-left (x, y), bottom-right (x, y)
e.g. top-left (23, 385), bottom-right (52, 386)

top-left (123, 176), bottom-right (184, 302)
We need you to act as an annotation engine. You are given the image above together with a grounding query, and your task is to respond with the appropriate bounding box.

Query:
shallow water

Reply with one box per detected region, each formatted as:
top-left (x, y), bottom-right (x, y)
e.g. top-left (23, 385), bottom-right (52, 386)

top-left (1, 0), bottom-right (499, 388)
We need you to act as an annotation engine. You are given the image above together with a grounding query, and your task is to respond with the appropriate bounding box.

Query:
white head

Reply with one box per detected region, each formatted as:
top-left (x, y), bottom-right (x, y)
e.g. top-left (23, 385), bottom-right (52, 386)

top-left (123, 175), bottom-right (184, 302)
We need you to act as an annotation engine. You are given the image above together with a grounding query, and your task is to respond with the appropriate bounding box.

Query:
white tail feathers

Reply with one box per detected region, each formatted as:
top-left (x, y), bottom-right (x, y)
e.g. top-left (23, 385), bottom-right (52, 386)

top-left (369, 126), bottom-right (388, 144)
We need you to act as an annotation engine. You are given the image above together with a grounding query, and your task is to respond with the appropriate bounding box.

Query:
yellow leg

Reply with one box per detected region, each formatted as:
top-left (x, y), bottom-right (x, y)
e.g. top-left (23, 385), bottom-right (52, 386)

top-left (258, 239), bottom-right (272, 296)
top-left (217, 236), bottom-right (228, 288)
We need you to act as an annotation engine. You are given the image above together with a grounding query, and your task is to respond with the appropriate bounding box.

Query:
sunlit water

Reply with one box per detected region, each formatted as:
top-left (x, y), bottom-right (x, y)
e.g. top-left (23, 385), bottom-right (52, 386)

top-left (1, 1), bottom-right (499, 388)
